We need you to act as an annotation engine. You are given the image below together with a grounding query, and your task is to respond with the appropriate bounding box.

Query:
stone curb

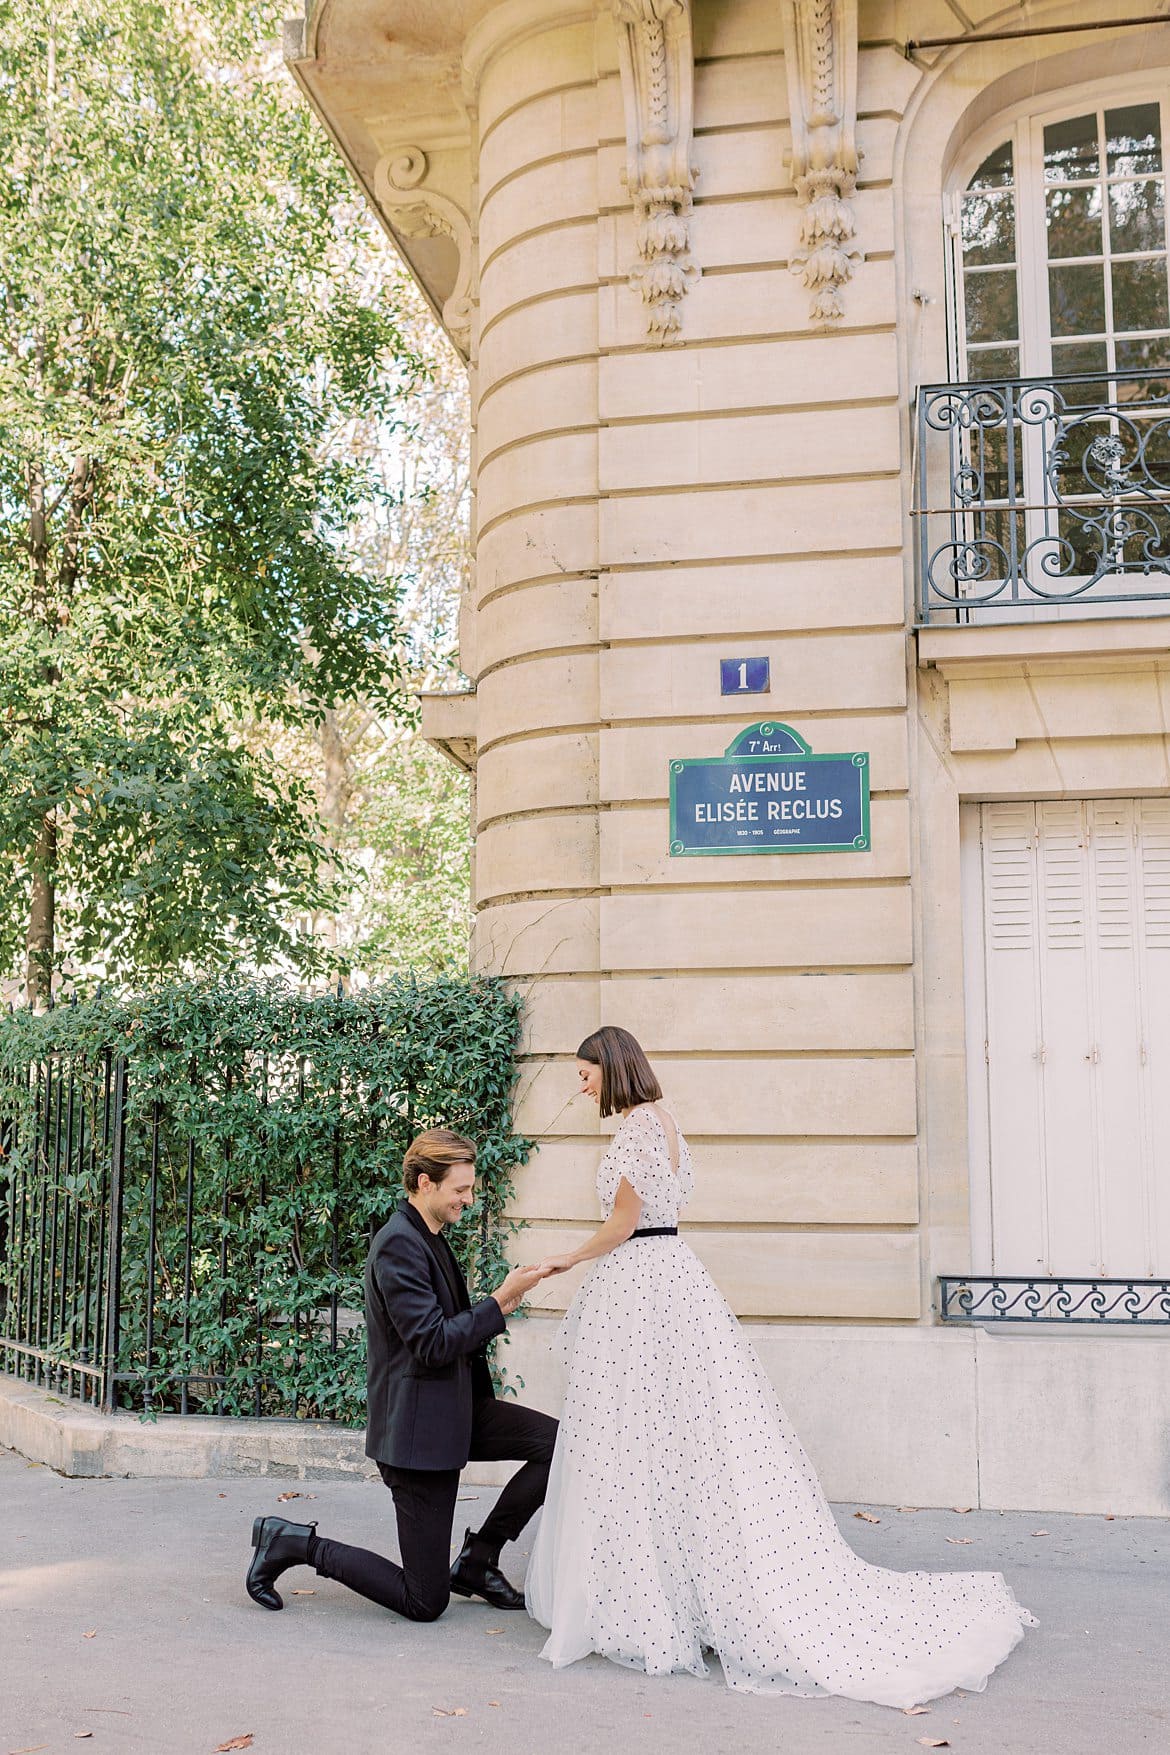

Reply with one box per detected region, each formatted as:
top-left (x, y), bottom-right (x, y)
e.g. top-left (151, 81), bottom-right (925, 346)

top-left (0, 1372), bottom-right (509, 1484)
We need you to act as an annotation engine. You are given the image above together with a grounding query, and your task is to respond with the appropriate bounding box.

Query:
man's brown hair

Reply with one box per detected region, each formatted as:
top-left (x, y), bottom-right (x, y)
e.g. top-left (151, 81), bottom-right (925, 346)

top-left (576, 1026), bottom-right (663, 1120)
top-left (402, 1127), bottom-right (477, 1193)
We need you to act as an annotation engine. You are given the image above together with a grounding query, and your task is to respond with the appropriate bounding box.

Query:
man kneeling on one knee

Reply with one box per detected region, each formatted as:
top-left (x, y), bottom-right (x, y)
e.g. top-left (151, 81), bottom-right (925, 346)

top-left (246, 1128), bottom-right (556, 1620)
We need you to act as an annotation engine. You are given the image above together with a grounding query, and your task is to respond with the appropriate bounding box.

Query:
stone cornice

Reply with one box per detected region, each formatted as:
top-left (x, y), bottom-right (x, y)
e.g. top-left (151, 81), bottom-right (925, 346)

top-left (780, 0), bottom-right (861, 327)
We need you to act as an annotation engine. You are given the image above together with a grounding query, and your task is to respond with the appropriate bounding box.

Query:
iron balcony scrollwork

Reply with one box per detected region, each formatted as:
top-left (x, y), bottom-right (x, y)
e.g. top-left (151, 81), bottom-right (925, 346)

top-left (914, 369), bottom-right (1170, 623)
top-left (939, 1275), bottom-right (1170, 1326)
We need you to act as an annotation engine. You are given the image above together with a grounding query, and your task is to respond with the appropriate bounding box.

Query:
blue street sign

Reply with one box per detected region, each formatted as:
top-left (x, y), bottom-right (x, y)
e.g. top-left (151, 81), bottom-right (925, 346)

top-left (720, 656), bottom-right (770, 695)
top-left (669, 722), bottom-right (870, 856)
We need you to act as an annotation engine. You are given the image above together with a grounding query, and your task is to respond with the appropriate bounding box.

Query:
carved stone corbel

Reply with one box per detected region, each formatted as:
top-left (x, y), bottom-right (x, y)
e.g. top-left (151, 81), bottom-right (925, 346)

top-left (780, 0), bottom-right (862, 326)
top-left (372, 147), bottom-right (476, 351)
top-left (613, 0), bottom-right (698, 342)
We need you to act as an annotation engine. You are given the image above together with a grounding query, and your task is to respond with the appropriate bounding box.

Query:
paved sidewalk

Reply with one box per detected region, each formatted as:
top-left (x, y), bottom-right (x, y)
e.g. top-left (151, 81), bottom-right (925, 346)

top-left (1, 1445), bottom-right (1165, 1755)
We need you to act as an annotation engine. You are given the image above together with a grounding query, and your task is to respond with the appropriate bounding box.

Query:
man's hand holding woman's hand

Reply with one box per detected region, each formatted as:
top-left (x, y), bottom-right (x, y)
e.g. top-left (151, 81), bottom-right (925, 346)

top-left (492, 1261), bottom-right (554, 1315)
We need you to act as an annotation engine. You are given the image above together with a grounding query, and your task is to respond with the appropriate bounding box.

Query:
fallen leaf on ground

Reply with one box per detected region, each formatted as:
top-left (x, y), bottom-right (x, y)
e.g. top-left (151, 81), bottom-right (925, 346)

top-left (8, 1744), bottom-right (49, 1753)
top-left (432, 1709), bottom-right (468, 1718)
top-left (917, 1740), bottom-right (950, 1749)
top-left (854, 1510), bottom-right (881, 1524)
top-left (897, 1507), bottom-right (918, 1514)
top-left (903, 1705), bottom-right (930, 1716)
top-left (1104, 1514), bottom-right (1115, 1521)
top-left (951, 1506), bottom-right (972, 1514)
top-left (217, 1493), bottom-right (227, 1499)
top-left (214, 1737), bottom-right (254, 1751)
top-left (456, 1494), bottom-right (478, 1502)
top-left (488, 1702), bottom-right (500, 1709)
top-left (484, 1627), bottom-right (504, 1636)
top-left (1031, 1530), bottom-right (1051, 1537)
top-left (276, 1491), bottom-right (301, 1502)
top-left (945, 1537), bottom-right (973, 1545)
top-left (74, 1735), bottom-right (94, 1741)
top-left (83, 1630), bottom-right (97, 1638)
top-left (291, 1590), bottom-right (316, 1596)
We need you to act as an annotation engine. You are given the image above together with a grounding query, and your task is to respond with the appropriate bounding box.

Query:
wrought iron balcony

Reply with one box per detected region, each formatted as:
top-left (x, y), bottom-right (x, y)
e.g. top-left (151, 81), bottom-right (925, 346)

top-left (914, 369), bottom-right (1170, 624)
top-left (938, 1275), bottom-right (1170, 1325)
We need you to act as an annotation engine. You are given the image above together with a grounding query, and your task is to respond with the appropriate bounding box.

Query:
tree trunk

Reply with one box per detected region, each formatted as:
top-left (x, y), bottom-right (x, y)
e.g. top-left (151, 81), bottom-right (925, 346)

top-left (26, 811), bottom-right (57, 1008)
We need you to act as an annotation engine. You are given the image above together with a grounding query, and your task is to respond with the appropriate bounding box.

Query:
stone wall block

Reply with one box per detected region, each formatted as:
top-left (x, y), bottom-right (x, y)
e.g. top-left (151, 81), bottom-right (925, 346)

top-left (476, 578), bottom-right (599, 676)
top-left (598, 970), bottom-right (914, 1050)
top-left (599, 481), bottom-right (903, 570)
top-left (477, 359), bottom-right (598, 460)
top-left (479, 221), bottom-right (598, 322)
top-left (598, 331), bottom-right (899, 419)
top-left (479, 153), bottom-right (598, 265)
top-left (477, 502), bottom-right (598, 600)
top-left (600, 885), bottom-right (913, 969)
top-left (478, 290), bottom-right (598, 388)
top-left (477, 733), bottom-right (599, 826)
top-left (598, 403), bottom-right (900, 494)
top-left (476, 811), bottom-right (600, 903)
top-left (476, 650), bottom-right (600, 747)
top-left (599, 632), bottom-right (907, 719)
top-left (597, 557), bottom-right (907, 641)
top-left (479, 84), bottom-right (599, 202)
top-left (477, 430), bottom-right (599, 532)
top-left (473, 898), bottom-right (601, 978)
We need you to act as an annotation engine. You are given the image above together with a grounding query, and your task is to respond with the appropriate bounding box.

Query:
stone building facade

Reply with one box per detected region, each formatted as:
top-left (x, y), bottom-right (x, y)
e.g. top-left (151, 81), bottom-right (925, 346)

top-left (288, 1), bottom-right (1170, 1515)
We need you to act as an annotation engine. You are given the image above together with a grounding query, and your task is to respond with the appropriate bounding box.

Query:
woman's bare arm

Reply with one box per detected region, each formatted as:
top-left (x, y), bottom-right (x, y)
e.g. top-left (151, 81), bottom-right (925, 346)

top-left (538, 1176), bottom-right (643, 1273)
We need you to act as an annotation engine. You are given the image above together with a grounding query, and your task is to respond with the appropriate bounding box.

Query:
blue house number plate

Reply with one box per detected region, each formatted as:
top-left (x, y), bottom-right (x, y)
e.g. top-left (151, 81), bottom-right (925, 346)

top-left (670, 722), bottom-right (870, 856)
top-left (720, 657), bottom-right (770, 695)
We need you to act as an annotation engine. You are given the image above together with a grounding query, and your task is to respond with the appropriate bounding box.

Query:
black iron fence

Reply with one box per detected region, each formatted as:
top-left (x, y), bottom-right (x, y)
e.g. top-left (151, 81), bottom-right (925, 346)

top-left (0, 981), bottom-right (528, 1421)
top-left (939, 1275), bottom-right (1170, 1325)
top-left (915, 368), bottom-right (1170, 622)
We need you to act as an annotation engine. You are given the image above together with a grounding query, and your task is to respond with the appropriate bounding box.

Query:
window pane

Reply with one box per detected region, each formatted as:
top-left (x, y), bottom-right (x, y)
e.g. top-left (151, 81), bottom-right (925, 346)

top-left (966, 345), bottom-right (1020, 382)
top-left (1046, 186), bottom-right (1103, 259)
top-left (963, 192), bottom-right (1016, 265)
top-left (1049, 262), bottom-right (1106, 335)
top-left (1109, 180), bottom-right (1166, 255)
top-left (968, 140), bottom-right (1013, 191)
top-left (1114, 337), bottom-right (1170, 401)
top-left (965, 270), bottom-right (1019, 344)
top-left (1115, 335), bottom-right (1170, 372)
top-left (1051, 340), bottom-right (1109, 399)
top-left (1044, 113), bottom-right (1100, 182)
top-left (1111, 258), bottom-right (1170, 332)
top-left (1106, 103), bottom-right (1162, 177)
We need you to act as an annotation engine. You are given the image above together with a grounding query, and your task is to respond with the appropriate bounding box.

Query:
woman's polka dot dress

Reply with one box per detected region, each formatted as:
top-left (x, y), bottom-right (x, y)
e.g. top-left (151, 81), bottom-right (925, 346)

top-left (525, 1102), bottom-right (1035, 1707)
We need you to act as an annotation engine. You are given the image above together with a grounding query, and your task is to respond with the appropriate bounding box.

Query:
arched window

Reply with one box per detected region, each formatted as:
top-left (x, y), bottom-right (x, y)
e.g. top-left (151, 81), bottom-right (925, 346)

top-left (952, 97), bottom-right (1170, 381)
top-left (917, 88), bottom-right (1170, 622)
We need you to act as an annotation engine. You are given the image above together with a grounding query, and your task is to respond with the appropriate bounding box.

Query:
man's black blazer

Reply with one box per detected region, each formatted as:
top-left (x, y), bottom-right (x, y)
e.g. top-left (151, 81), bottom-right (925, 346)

top-left (364, 1200), bottom-right (506, 1470)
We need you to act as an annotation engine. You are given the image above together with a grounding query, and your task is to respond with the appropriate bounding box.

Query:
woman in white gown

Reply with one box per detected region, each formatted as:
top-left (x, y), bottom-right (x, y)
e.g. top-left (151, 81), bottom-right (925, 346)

top-left (524, 1026), bottom-right (1035, 1708)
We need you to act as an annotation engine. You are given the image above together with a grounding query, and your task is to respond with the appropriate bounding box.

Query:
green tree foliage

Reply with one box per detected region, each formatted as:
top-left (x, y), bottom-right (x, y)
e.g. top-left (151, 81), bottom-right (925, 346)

top-left (0, 1), bottom-right (428, 1001)
top-left (0, 976), bottom-right (531, 1418)
top-left (282, 297), bottom-right (474, 980)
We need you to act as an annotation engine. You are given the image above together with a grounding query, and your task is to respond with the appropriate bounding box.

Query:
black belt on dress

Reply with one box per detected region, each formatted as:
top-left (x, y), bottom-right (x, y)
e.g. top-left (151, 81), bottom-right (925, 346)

top-left (628, 1227), bottom-right (678, 1239)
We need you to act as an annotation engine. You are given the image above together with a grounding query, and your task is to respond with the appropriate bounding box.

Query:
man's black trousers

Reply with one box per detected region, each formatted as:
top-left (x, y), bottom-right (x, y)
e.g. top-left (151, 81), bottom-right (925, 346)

top-left (311, 1397), bottom-right (557, 1622)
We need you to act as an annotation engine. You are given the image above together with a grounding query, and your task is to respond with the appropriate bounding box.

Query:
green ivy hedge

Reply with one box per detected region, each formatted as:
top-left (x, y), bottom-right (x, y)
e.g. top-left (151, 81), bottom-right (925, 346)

top-left (0, 976), bottom-right (531, 1423)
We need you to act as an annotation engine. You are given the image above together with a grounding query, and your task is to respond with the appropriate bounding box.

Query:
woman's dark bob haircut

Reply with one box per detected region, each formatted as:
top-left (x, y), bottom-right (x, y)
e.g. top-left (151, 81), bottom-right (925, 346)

top-left (577, 1026), bottom-right (663, 1120)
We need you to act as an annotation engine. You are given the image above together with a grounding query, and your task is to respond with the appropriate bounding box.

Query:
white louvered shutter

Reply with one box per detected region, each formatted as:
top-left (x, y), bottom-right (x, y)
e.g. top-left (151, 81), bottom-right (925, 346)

top-left (979, 799), bottom-right (1170, 1277)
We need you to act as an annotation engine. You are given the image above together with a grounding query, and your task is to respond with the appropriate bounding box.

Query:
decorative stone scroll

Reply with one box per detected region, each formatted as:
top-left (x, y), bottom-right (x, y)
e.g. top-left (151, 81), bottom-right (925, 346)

top-left (613, 0), bottom-right (699, 342)
top-left (780, 0), bottom-right (862, 325)
top-left (373, 147), bottom-right (476, 351)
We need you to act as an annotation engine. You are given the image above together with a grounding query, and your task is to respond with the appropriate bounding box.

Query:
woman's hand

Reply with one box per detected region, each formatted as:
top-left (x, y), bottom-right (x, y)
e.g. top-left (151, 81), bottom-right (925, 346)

top-left (537, 1253), bottom-right (578, 1276)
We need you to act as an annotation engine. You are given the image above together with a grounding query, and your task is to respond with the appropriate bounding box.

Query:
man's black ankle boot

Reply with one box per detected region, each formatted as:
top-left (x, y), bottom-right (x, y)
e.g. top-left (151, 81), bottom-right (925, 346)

top-left (246, 1516), bottom-right (319, 1611)
top-left (449, 1526), bottom-right (525, 1611)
